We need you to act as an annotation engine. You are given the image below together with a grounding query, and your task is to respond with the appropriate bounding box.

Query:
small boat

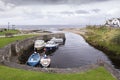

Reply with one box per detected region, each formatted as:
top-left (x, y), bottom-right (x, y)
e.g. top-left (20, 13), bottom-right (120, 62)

top-left (27, 52), bottom-right (40, 66)
top-left (40, 55), bottom-right (51, 67)
top-left (34, 40), bottom-right (45, 50)
top-left (50, 37), bottom-right (63, 45)
top-left (45, 41), bottom-right (58, 51)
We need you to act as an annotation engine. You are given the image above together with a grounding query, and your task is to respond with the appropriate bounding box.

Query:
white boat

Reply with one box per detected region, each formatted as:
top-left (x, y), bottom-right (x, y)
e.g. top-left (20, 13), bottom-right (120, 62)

top-left (50, 37), bottom-right (63, 45)
top-left (34, 40), bottom-right (45, 50)
top-left (45, 41), bottom-right (58, 51)
top-left (40, 55), bottom-right (51, 67)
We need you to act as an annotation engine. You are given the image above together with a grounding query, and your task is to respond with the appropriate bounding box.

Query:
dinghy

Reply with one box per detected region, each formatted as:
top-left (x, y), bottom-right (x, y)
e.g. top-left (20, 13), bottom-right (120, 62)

top-left (40, 55), bottom-right (51, 67)
top-left (27, 52), bottom-right (40, 66)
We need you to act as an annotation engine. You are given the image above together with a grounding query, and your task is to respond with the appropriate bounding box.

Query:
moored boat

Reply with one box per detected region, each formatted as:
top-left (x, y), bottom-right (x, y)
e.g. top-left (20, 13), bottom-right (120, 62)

top-left (34, 40), bottom-right (45, 50)
top-left (40, 55), bottom-right (51, 67)
top-left (27, 52), bottom-right (40, 66)
top-left (45, 40), bottom-right (58, 51)
top-left (50, 37), bottom-right (63, 45)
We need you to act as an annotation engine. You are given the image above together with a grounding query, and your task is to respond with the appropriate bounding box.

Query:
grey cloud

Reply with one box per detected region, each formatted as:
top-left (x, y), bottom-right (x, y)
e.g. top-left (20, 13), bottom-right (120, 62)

top-left (92, 9), bottom-right (101, 13)
top-left (60, 11), bottom-right (74, 14)
top-left (0, 8), bottom-right (5, 11)
top-left (3, 0), bottom-right (111, 5)
top-left (76, 10), bottom-right (89, 14)
top-left (23, 11), bottom-right (44, 19)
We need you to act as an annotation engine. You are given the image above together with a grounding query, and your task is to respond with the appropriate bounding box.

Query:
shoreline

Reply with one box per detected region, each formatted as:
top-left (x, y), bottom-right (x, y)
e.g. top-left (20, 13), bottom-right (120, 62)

top-left (63, 27), bottom-right (120, 69)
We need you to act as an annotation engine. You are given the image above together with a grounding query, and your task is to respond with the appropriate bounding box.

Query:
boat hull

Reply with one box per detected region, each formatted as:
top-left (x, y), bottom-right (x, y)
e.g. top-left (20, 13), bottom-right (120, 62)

top-left (27, 53), bottom-right (40, 67)
top-left (45, 46), bottom-right (57, 51)
top-left (34, 40), bottom-right (45, 50)
top-left (34, 46), bottom-right (44, 50)
top-left (40, 57), bottom-right (51, 67)
top-left (27, 61), bottom-right (39, 67)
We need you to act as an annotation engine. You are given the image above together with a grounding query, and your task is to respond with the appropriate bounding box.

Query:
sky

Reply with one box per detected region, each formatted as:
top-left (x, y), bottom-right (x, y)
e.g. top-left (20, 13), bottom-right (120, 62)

top-left (0, 0), bottom-right (120, 25)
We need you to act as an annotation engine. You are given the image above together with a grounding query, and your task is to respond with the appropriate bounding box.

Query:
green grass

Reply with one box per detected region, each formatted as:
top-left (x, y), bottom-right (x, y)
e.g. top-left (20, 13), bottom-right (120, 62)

top-left (0, 29), bottom-right (20, 35)
top-left (0, 35), bottom-right (36, 48)
top-left (0, 65), bottom-right (116, 80)
top-left (84, 26), bottom-right (120, 54)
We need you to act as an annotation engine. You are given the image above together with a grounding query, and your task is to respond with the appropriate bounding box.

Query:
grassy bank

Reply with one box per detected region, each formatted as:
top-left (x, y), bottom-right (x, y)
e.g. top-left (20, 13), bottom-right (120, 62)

top-left (0, 29), bottom-right (20, 36)
top-left (83, 26), bottom-right (120, 55)
top-left (79, 26), bottom-right (120, 68)
top-left (0, 35), bottom-right (36, 48)
top-left (0, 65), bottom-right (116, 80)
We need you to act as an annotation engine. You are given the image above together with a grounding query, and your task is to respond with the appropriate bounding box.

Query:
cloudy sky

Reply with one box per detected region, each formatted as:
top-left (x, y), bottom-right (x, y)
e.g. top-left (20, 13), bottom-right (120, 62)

top-left (0, 0), bottom-right (120, 25)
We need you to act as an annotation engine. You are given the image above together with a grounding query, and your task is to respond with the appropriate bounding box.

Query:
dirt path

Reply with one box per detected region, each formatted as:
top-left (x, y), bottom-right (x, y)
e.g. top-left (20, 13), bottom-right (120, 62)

top-left (62, 28), bottom-right (87, 35)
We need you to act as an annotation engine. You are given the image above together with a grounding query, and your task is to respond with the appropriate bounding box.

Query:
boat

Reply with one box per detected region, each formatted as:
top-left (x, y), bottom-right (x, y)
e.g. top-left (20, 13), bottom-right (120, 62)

top-left (27, 52), bottom-right (40, 66)
top-left (34, 40), bottom-right (45, 50)
top-left (50, 37), bottom-right (63, 45)
top-left (45, 40), bottom-right (58, 51)
top-left (40, 54), bottom-right (51, 67)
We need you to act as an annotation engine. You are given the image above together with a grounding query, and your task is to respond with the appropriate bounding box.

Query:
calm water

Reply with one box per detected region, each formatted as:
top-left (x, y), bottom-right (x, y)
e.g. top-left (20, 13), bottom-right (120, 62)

top-left (50, 32), bottom-right (112, 68)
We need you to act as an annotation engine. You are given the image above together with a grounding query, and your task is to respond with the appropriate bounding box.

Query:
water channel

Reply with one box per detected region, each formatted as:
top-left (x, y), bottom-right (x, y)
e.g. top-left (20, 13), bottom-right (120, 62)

top-left (49, 32), bottom-right (112, 68)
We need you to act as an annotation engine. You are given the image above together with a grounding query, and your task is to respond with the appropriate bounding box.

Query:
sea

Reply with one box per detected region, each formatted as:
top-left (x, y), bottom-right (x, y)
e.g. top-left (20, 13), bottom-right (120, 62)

top-left (0, 25), bottom-right (86, 30)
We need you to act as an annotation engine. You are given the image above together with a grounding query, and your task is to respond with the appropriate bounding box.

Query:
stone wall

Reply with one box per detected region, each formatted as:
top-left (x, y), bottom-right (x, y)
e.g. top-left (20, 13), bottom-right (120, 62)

top-left (0, 33), bottom-right (65, 63)
top-left (97, 60), bottom-right (120, 80)
top-left (103, 63), bottom-right (120, 80)
top-left (0, 44), bottom-right (11, 62)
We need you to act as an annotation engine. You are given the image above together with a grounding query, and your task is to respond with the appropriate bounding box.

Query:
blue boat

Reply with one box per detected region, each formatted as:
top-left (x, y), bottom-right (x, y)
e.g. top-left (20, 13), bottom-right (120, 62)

top-left (27, 52), bottom-right (40, 66)
top-left (45, 41), bottom-right (58, 51)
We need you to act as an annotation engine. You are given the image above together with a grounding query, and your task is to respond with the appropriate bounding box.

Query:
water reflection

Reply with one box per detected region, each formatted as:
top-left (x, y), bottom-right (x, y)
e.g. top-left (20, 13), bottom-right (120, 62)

top-left (49, 32), bottom-right (111, 68)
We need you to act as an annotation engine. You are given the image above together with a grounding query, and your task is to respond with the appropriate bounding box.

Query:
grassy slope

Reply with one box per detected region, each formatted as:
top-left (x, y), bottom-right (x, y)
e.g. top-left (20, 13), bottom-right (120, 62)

top-left (0, 35), bottom-right (36, 48)
top-left (84, 26), bottom-right (120, 54)
top-left (0, 65), bottom-right (116, 80)
top-left (0, 30), bottom-right (20, 35)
